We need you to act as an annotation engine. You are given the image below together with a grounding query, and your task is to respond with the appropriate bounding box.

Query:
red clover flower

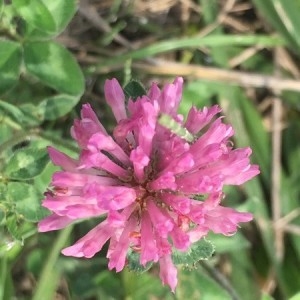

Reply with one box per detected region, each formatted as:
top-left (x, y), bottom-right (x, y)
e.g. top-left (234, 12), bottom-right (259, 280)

top-left (38, 77), bottom-right (259, 292)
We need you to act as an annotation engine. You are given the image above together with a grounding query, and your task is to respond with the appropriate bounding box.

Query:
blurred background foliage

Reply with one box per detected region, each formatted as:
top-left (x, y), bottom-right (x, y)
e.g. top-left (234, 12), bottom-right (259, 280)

top-left (1, 0), bottom-right (300, 299)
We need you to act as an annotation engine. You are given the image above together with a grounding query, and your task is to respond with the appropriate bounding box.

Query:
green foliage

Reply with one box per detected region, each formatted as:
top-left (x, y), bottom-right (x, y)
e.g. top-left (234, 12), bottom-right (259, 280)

top-left (123, 79), bottom-right (147, 100)
top-left (127, 251), bottom-right (153, 274)
top-left (289, 293), bottom-right (300, 300)
top-left (7, 182), bottom-right (48, 222)
top-left (172, 239), bottom-right (215, 265)
top-left (0, 40), bottom-right (22, 94)
top-left (176, 267), bottom-right (232, 300)
top-left (23, 41), bottom-right (84, 96)
top-left (128, 239), bottom-right (215, 275)
top-left (12, 0), bottom-right (56, 34)
top-left (37, 94), bottom-right (79, 120)
top-left (4, 146), bottom-right (48, 180)
top-left (39, 0), bottom-right (77, 35)
top-left (0, 100), bottom-right (25, 122)
top-left (252, 0), bottom-right (300, 51)
top-left (12, 0), bottom-right (77, 38)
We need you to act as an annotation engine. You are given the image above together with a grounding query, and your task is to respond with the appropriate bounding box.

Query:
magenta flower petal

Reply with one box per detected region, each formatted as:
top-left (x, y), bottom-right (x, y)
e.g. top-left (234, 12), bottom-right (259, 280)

top-left (107, 217), bottom-right (136, 272)
top-left (185, 105), bottom-right (221, 134)
top-left (48, 146), bottom-right (77, 171)
top-left (203, 206), bottom-right (253, 236)
top-left (62, 221), bottom-right (113, 258)
top-left (147, 200), bottom-right (174, 238)
top-left (83, 184), bottom-right (136, 210)
top-left (38, 214), bottom-right (73, 232)
top-left (140, 211), bottom-right (159, 265)
top-left (170, 226), bottom-right (191, 251)
top-left (159, 77), bottom-right (183, 115)
top-left (38, 77), bottom-right (259, 292)
top-left (159, 255), bottom-right (178, 293)
top-left (52, 171), bottom-right (117, 187)
top-left (104, 78), bottom-right (127, 122)
top-left (162, 194), bottom-right (191, 214)
top-left (87, 132), bottom-right (130, 165)
top-left (71, 104), bottom-right (107, 146)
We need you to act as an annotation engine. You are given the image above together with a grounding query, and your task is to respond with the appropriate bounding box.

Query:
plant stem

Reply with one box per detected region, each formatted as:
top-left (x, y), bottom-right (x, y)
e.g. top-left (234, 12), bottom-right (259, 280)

top-left (33, 225), bottom-right (73, 300)
top-left (200, 261), bottom-right (241, 300)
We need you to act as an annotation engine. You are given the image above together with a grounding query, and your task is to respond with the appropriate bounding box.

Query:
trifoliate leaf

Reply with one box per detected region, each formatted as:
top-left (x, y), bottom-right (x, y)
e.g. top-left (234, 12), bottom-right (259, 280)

top-left (7, 182), bottom-right (48, 222)
top-left (4, 146), bottom-right (49, 180)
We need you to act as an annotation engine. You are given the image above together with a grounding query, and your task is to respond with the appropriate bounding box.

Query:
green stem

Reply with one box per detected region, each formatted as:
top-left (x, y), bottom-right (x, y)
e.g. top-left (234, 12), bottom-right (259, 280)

top-left (200, 261), bottom-right (241, 300)
top-left (0, 256), bottom-right (7, 300)
top-left (33, 225), bottom-right (73, 300)
top-left (1, 116), bottom-right (22, 130)
top-left (0, 255), bottom-right (13, 300)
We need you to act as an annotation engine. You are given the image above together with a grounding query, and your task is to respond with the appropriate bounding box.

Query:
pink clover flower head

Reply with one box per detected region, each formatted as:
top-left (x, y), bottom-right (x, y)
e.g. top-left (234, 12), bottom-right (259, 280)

top-left (38, 77), bottom-right (259, 292)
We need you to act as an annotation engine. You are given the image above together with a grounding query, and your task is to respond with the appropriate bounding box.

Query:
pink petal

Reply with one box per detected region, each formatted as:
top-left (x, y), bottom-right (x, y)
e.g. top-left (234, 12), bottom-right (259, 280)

top-left (52, 171), bottom-right (117, 187)
top-left (159, 77), bottom-right (183, 115)
top-left (81, 104), bottom-right (107, 133)
top-left (62, 221), bottom-right (113, 258)
top-left (83, 183), bottom-right (136, 211)
top-left (104, 79), bottom-right (127, 122)
top-left (162, 194), bottom-right (191, 214)
top-left (140, 211), bottom-right (159, 265)
top-left (130, 146), bottom-right (150, 182)
top-left (203, 206), bottom-right (253, 236)
top-left (170, 226), bottom-right (191, 251)
top-left (88, 132), bottom-right (130, 165)
top-left (147, 200), bottom-right (174, 238)
top-left (185, 105), bottom-right (221, 134)
top-left (159, 152), bottom-right (194, 175)
top-left (192, 118), bottom-right (234, 151)
top-left (187, 226), bottom-right (209, 243)
top-left (71, 104), bottom-right (107, 146)
top-left (147, 82), bottom-right (161, 102)
top-left (48, 146), bottom-right (77, 171)
top-left (108, 217), bottom-right (135, 272)
top-left (149, 172), bottom-right (177, 191)
top-left (79, 150), bottom-right (129, 178)
top-left (38, 214), bottom-right (73, 232)
top-left (159, 255), bottom-right (178, 292)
